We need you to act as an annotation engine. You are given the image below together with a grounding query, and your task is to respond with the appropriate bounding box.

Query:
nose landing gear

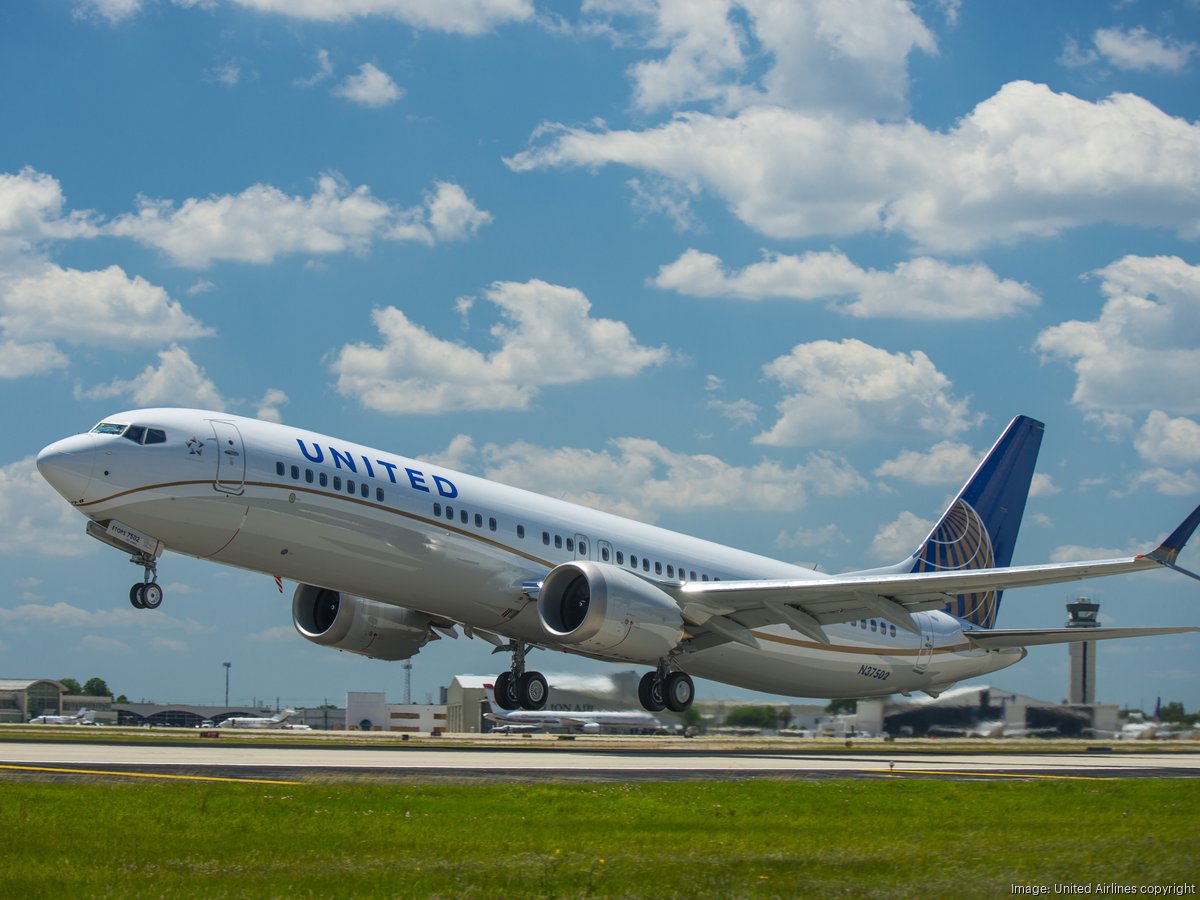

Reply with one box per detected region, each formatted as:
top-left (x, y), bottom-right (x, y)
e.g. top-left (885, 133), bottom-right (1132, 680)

top-left (128, 554), bottom-right (163, 610)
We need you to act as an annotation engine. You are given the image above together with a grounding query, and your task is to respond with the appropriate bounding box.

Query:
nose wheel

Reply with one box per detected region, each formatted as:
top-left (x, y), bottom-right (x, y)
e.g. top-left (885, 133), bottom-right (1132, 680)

top-left (129, 581), bottom-right (163, 610)
top-left (128, 552), bottom-right (163, 610)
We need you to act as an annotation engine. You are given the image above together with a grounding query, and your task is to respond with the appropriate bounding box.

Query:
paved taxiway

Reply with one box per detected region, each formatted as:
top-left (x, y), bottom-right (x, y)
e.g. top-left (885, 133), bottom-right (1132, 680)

top-left (3, 740), bottom-right (1199, 782)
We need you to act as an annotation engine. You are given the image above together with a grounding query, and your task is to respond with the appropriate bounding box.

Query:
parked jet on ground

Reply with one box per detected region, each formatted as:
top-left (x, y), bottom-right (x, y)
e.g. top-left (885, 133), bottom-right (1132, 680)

top-left (217, 709), bottom-right (296, 729)
top-left (37, 409), bottom-right (1200, 712)
top-left (482, 686), bottom-right (667, 734)
top-left (29, 709), bottom-right (94, 725)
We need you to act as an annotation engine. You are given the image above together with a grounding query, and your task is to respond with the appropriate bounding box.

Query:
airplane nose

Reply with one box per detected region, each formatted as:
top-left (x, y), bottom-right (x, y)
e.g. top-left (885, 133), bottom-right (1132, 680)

top-left (36, 434), bottom-right (98, 503)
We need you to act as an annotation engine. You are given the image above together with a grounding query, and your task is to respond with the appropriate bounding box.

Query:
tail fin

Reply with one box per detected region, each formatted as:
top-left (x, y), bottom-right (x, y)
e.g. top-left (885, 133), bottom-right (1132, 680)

top-left (911, 415), bottom-right (1044, 628)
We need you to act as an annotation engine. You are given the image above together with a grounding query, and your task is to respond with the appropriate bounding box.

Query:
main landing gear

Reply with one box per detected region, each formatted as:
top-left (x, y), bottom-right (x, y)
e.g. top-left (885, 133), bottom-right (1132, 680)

top-left (492, 641), bottom-right (548, 711)
top-left (128, 551), bottom-right (163, 611)
top-left (638, 661), bottom-right (694, 712)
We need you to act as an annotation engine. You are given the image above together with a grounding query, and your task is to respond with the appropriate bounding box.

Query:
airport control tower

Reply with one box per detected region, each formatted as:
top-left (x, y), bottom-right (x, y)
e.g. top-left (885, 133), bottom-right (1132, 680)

top-left (1066, 597), bottom-right (1101, 704)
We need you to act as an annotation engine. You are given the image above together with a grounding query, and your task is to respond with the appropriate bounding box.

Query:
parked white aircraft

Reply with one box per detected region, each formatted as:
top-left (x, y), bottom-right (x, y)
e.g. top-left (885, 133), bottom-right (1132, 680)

top-left (218, 709), bottom-right (296, 729)
top-left (37, 409), bottom-right (1200, 713)
top-left (482, 687), bottom-right (668, 734)
top-left (29, 709), bottom-right (94, 725)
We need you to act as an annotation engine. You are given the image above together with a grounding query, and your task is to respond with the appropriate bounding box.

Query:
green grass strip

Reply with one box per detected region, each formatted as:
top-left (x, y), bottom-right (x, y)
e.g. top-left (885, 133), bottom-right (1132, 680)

top-left (2, 780), bottom-right (1197, 897)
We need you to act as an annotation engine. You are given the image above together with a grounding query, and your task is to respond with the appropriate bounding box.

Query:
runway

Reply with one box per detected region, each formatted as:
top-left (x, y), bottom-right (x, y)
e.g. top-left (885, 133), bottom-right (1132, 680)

top-left (3, 739), bottom-right (1199, 783)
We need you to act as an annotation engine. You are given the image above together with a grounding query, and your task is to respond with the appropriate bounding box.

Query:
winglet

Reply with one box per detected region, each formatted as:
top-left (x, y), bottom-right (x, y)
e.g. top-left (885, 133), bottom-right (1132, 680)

top-left (1148, 501), bottom-right (1200, 566)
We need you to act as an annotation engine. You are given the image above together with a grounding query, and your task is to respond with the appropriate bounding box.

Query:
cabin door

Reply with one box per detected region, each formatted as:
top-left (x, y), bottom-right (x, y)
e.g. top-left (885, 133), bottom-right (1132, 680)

top-left (209, 420), bottom-right (246, 495)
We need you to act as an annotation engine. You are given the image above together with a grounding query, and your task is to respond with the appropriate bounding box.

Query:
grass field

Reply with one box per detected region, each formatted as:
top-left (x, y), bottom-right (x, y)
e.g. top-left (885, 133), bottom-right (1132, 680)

top-left (2, 778), bottom-right (1198, 898)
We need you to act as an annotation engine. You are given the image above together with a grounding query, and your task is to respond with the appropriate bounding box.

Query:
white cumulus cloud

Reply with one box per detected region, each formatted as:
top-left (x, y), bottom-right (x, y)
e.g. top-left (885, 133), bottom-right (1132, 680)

top-left (107, 174), bottom-right (490, 266)
top-left (1093, 26), bottom-right (1196, 74)
top-left (507, 82), bottom-right (1200, 253)
top-left (226, 0), bottom-right (534, 35)
top-left (332, 279), bottom-right (670, 414)
top-left (333, 63), bottom-right (403, 107)
top-left (755, 338), bottom-right (974, 446)
top-left (84, 345), bottom-right (227, 410)
top-left (1036, 256), bottom-right (1200, 415)
top-left (653, 248), bottom-right (1038, 319)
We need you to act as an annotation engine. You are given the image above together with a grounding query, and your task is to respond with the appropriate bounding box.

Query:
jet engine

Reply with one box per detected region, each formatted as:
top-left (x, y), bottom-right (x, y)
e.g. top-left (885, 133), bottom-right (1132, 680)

top-left (537, 561), bottom-right (685, 663)
top-left (292, 584), bottom-right (436, 661)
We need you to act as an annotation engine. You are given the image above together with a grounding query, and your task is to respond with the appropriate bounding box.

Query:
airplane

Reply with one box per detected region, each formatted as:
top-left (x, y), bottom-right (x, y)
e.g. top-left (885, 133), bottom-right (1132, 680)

top-left (29, 709), bottom-right (94, 725)
top-left (36, 408), bottom-right (1200, 713)
top-left (481, 686), bottom-right (668, 734)
top-left (217, 709), bottom-right (296, 729)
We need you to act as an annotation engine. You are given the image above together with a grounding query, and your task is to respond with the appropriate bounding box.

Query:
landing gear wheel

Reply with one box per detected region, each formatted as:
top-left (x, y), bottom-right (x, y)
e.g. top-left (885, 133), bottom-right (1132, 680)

top-left (517, 671), bottom-right (548, 710)
top-left (129, 583), bottom-right (146, 609)
top-left (638, 671), bottom-right (666, 712)
top-left (141, 583), bottom-right (163, 610)
top-left (493, 671), bottom-right (520, 710)
top-left (663, 672), bottom-right (694, 712)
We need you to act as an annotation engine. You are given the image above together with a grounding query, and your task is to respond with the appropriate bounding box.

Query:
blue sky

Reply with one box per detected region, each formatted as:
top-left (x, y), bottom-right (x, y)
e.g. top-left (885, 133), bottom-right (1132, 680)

top-left (2, 0), bottom-right (1198, 713)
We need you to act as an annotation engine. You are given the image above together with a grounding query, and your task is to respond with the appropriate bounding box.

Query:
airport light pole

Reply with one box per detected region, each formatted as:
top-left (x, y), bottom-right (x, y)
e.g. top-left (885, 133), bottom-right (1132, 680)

top-left (224, 661), bottom-right (231, 707)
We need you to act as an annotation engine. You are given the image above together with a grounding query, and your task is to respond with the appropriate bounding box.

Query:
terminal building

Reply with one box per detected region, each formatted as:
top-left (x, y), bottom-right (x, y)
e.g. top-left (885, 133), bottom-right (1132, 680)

top-left (0, 679), bottom-right (116, 725)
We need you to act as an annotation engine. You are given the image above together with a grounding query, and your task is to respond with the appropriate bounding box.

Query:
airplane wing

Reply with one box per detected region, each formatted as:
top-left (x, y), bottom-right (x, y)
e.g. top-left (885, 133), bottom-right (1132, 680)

top-left (964, 626), bottom-right (1200, 648)
top-left (661, 502), bottom-right (1200, 649)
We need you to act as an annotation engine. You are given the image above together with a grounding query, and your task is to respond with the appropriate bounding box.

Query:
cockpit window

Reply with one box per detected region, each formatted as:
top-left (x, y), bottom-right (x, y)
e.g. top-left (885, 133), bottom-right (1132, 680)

top-left (90, 422), bottom-right (167, 445)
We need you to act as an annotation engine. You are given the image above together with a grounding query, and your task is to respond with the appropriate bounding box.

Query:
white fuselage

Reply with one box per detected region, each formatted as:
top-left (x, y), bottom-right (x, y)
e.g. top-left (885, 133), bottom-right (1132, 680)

top-left (37, 409), bottom-right (1025, 699)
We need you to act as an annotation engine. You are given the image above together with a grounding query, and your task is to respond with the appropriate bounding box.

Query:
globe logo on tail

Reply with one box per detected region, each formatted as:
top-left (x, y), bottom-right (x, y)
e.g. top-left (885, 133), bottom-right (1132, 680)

top-left (912, 499), bottom-right (999, 628)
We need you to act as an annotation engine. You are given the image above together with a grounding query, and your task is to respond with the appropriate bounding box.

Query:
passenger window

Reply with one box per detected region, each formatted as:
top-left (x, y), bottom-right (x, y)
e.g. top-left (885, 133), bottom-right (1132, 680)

top-left (566, 538), bottom-right (574, 553)
top-left (489, 518), bottom-right (497, 532)
top-left (701, 573), bottom-right (708, 581)
top-left (554, 535), bottom-right (562, 549)
top-left (475, 513), bottom-right (483, 528)
top-left (690, 571), bottom-right (697, 581)
top-left (334, 476), bottom-right (342, 490)
top-left (145, 429), bottom-right (167, 445)
top-left (890, 625), bottom-right (896, 638)
top-left (291, 465), bottom-right (300, 480)
top-left (542, 532), bottom-right (550, 545)
top-left (578, 539), bottom-right (587, 555)
top-left (616, 552), bottom-right (624, 565)
top-left (666, 565), bottom-right (674, 578)
top-left (276, 462), bottom-right (284, 476)
top-left (347, 479), bottom-right (355, 494)
top-left (643, 559), bottom-right (650, 572)
top-left (434, 503), bottom-right (442, 517)
top-left (870, 620), bottom-right (877, 632)
top-left (654, 562), bottom-right (662, 575)
top-left (446, 506), bottom-right (454, 520)
top-left (376, 488), bottom-right (384, 502)
top-left (305, 469), bottom-right (314, 484)
top-left (602, 547), bottom-right (610, 562)
top-left (517, 525), bottom-right (525, 539)
top-left (320, 472), bottom-right (328, 487)
top-left (361, 483), bottom-right (369, 498)
top-left (630, 555), bottom-right (637, 568)
top-left (460, 509), bottom-right (468, 524)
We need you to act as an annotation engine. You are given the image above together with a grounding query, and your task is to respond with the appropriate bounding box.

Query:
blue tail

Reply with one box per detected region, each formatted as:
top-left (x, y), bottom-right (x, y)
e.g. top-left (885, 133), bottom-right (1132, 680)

top-left (910, 416), bottom-right (1044, 628)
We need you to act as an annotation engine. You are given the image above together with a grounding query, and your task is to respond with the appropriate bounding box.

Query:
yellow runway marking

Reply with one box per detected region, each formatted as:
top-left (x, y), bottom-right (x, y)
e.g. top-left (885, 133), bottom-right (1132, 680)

top-left (868, 768), bottom-right (1112, 781)
top-left (0, 763), bottom-right (300, 785)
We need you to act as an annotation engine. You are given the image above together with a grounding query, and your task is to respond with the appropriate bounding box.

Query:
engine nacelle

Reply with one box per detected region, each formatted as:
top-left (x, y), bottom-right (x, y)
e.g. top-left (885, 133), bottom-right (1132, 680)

top-left (292, 584), bottom-right (435, 661)
top-left (537, 561), bottom-right (685, 663)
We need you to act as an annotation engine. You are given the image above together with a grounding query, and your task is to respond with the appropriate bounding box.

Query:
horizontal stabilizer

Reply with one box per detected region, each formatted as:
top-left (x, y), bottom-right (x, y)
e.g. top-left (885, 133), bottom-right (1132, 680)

top-left (966, 626), bottom-right (1199, 649)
